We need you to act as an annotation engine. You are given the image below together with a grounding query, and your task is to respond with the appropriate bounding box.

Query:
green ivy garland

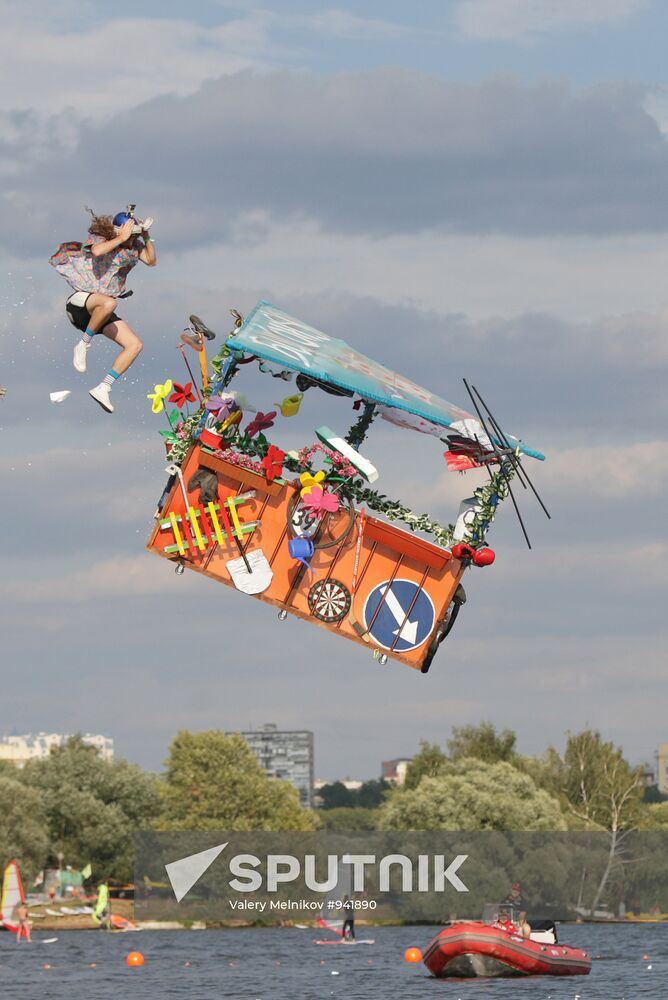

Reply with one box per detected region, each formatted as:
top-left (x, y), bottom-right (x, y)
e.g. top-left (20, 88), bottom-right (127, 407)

top-left (463, 460), bottom-right (515, 546)
top-left (164, 338), bottom-right (516, 550)
top-left (345, 402), bottom-right (377, 449)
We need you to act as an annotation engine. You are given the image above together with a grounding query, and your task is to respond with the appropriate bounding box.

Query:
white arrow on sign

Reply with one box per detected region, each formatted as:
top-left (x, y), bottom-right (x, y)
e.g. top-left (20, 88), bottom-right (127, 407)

top-left (379, 584), bottom-right (419, 644)
top-left (165, 842), bottom-right (227, 902)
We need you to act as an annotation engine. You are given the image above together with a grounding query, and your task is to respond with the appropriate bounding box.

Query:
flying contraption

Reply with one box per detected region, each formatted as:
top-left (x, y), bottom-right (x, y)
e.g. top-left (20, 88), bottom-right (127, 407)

top-left (147, 302), bottom-right (548, 673)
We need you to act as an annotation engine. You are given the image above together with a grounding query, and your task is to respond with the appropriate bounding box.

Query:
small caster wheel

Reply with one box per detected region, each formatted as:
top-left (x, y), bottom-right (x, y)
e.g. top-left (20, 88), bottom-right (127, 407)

top-left (175, 562), bottom-right (185, 576)
top-left (278, 609), bottom-right (288, 621)
top-left (378, 654), bottom-right (388, 666)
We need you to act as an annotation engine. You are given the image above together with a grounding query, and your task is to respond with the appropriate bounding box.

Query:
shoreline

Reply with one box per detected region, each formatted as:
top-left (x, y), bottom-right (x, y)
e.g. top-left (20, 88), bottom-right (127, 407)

top-left (25, 900), bottom-right (668, 932)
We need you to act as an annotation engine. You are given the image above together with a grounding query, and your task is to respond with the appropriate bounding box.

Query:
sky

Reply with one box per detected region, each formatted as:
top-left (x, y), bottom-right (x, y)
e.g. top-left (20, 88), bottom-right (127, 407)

top-left (1, 0), bottom-right (667, 781)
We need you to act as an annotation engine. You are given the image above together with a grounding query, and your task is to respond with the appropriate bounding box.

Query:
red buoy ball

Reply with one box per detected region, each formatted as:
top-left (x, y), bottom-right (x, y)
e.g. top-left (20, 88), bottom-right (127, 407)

top-left (126, 951), bottom-right (145, 967)
top-left (473, 547), bottom-right (495, 567)
top-left (404, 947), bottom-right (423, 963)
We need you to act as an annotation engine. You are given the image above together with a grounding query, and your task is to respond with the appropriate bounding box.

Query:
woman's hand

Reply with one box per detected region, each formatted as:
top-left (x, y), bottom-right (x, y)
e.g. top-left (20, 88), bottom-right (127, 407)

top-left (117, 220), bottom-right (135, 242)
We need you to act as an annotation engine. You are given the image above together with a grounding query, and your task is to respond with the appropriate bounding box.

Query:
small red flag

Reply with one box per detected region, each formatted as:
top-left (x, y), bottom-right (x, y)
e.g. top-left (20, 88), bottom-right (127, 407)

top-left (444, 451), bottom-right (481, 471)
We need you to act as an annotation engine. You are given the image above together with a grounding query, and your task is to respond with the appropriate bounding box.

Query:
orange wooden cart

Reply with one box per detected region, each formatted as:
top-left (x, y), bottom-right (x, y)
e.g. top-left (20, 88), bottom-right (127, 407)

top-left (147, 302), bottom-right (545, 673)
top-left (147, 443), bottom-right (466, 672)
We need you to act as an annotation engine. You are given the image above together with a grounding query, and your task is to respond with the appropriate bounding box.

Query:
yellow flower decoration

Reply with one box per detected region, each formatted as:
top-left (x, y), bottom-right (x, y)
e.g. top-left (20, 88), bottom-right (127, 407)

top-left (147, 380), bottom-right (173, 414)
top-left (299, 470), bottom-right (325, 498)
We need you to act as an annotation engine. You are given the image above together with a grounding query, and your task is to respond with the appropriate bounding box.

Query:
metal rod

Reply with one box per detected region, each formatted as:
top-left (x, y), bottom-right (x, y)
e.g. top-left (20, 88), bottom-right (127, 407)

top-left (178, 345), bottom-right (203, 405)
top-left (470, 384), bottom-right (551, 520)
top-left (463, 379), bottom-right (532, 550)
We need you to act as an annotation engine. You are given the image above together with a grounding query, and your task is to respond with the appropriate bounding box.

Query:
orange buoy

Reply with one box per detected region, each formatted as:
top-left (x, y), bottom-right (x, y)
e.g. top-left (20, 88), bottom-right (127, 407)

top-left (126, 951), bottom-right (145, 967)
top-left (643, 954), bottom-right (650, 960)
top-left (404, 947), bottom-right (423, 963)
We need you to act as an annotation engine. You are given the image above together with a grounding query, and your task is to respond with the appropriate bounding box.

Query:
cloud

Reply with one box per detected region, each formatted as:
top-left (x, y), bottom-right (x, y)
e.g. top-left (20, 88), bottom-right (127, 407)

top-left (0, 14), bottom-right (278, 118)
top-left (454, 0), bottom-right (649, 41)
top-left (5, 71), bottom-right (668, 256)
top-left (0, 555), bottom-right (183, 603)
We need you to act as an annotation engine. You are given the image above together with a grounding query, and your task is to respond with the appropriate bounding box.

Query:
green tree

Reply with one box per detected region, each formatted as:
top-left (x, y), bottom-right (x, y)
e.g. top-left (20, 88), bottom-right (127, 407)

top-left (643, 784), bottom-right (668, 804)
top-left (0, 776), bottom-right (50, 879)
top-left (20, 736), bottom-right (162, 881)
top-left (357, 780), bottom-right (388, 809)
top-left (562, 729), bottom-right (644, 916)
top-left (316, 807), bottom-right (380, 831)
top-left (447, 722), bottom-right (517, 764)
top-left (317, 781), bottom-right (354, 809)
top-left (160, 730), bottom-right (316, 831)
top-left (379, 758), bottom-right (566, 831)
top-left (638, 802), bottom-right (668, 830)
top-left (404, 741), bottom-right (447, 790)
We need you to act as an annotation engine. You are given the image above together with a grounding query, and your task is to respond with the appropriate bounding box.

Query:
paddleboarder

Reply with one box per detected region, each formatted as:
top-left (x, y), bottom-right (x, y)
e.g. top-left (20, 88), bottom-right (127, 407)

top-left (342, 895), bottom-right (355, 941)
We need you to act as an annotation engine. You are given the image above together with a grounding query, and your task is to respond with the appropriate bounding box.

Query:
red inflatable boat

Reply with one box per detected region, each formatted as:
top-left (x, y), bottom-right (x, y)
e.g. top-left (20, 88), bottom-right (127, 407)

top-left (423, 922), bottom-right (592, 978)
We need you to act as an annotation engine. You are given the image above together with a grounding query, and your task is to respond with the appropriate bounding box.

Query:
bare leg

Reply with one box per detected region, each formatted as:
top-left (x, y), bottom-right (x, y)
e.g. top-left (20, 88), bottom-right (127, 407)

top-left (100, 319), bottom-right (143, 375)
top-left (84, 293), bottom-right (118, 333)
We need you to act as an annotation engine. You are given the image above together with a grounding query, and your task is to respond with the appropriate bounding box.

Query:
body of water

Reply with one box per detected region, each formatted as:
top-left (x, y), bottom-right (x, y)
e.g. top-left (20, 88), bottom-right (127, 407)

top-left (0, 923), bottom-right (664, 999)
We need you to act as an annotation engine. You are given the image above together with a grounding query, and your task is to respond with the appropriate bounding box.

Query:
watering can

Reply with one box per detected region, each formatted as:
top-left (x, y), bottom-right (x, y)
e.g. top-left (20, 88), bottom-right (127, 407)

top-left (275, 393), bottom-right (304, 417)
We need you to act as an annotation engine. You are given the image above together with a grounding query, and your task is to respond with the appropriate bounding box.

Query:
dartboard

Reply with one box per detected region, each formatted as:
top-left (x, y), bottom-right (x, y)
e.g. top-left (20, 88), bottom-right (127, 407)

top-left (308, 579), bottom-right (351, 623)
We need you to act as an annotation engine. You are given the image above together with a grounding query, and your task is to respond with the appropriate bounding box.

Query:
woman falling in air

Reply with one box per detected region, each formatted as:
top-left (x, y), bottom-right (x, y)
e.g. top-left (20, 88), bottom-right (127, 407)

top-left (49, 206), bottom-right (156, 412)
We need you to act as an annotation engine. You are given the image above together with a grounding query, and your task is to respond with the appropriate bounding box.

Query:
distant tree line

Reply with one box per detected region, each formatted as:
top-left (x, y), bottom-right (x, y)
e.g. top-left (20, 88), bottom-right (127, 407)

top-left (1, 722), bottom-right (667, 912)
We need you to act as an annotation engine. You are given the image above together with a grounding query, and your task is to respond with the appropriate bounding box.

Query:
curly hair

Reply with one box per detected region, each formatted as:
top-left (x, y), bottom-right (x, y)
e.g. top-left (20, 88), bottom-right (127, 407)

top-left (84, 207), bottom-right (116, 240)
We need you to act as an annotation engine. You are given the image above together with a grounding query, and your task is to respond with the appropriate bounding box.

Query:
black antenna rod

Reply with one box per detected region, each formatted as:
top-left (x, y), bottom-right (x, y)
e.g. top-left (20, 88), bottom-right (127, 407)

top-left (463, 379), bottom-right (532, 549)
top-left (471, 401), bottom-right (530, 491)
top-left (470, 384), bottom-right (551, 520)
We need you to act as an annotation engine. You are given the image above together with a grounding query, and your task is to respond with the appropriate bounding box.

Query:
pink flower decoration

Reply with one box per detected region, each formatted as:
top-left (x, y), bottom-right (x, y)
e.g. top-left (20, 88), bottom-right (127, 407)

top-left (302, 486), bottom-right (340, 514)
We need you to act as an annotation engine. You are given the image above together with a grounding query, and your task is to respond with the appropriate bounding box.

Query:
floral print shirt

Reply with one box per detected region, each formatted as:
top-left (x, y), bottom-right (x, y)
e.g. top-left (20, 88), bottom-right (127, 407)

top-left (49, 233), bottom-right (142, 296)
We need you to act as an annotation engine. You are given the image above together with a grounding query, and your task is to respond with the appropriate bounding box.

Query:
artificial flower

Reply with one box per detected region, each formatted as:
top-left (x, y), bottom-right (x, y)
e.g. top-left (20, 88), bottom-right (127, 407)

top-left (169, 382), bottom-right (196, 408)
top-left (245, 410), bottom-right (276, 438)
top-left (301, 485), bottom-right (340, 514)
top-left (261, 444), bottom-right (286, 482)
top-left (205, 394), bottom-right (239, 421)
top-left (299, 470), bottom-right (326, 497)
top-left (147, 380), bottom-right (173, 414)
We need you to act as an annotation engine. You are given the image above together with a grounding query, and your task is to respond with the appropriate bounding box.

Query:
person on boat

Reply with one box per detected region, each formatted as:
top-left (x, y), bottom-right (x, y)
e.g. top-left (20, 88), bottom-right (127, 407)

top-left (14, 901), bottom-right (31, 943)
top-left (49, 207), bottom-right (156, 413)
top-left (342, 895), bottom-right (355, 940)
top-left (92, 878), bottom-right (111, 929)
top-left (503, 882), bottom-right (523, 909)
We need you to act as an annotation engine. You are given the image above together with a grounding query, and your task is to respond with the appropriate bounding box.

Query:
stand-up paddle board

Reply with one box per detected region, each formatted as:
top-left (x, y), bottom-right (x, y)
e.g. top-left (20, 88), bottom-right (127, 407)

top-left (313, 938), bottom-right (375, 945)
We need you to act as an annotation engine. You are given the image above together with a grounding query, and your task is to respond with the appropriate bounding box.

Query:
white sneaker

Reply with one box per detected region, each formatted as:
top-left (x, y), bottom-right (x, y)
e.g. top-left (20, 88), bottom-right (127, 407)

top-left (89, 383), bottom-right (114, 413)
top-left (73, 340), bottom-right (90, 373)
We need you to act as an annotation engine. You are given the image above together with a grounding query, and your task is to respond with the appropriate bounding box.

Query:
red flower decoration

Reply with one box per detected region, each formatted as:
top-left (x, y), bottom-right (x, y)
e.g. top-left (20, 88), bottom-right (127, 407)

top-left (246, 410), bottom-right (276, 438)
top-left (169, 382), bottom-right (196, 408)
top-left (261, 445), bottom-right (285, 482)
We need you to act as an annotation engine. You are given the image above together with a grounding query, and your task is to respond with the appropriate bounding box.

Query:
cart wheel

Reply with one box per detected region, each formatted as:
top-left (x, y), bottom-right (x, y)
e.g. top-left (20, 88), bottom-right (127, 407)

top-left (308, 579), bottom-right (351, 623)
top-left (420, 585), bottom-right (466, 674)
top-left (278, 609), bottom-right (288, 621)
top-left (175, 562), bottom-right (185, 576)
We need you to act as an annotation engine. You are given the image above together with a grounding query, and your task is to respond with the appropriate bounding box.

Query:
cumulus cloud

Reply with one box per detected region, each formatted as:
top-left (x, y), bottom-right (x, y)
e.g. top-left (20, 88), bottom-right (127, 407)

top-left (455, 0), bottom-right (649, 41)
top-left (0, 14), bottom-right (278, 118)
top-left (4, 71), bottom-right (668, 256)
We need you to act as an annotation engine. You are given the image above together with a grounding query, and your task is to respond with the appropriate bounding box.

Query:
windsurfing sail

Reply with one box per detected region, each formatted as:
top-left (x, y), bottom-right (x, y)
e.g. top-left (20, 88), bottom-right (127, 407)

top-left (228, 301), bottom-right (544, 461)
top-left (0, 859), bottom-right (26, 933)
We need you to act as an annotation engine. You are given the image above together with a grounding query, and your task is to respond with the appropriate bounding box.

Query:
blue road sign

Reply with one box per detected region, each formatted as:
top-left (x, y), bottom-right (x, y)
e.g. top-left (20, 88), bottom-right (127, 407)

top-left (362, 579), bottom-right (435, 652)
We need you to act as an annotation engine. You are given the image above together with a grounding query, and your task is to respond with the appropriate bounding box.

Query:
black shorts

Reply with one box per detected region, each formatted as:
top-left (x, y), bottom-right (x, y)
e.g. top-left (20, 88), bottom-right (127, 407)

top-left (65, 291), bottom-right (120, 333)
